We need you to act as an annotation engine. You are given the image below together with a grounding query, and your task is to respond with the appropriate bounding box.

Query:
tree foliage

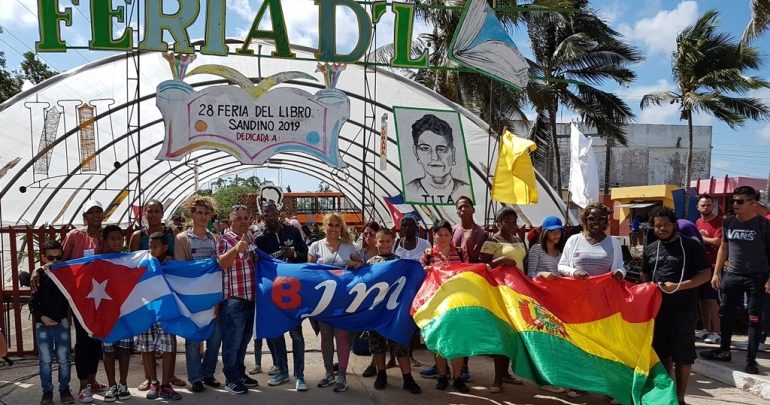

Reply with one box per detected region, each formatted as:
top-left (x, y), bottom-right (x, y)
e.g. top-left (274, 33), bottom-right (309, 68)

top-left (210, 174), bottom-right (270, 217)
top-left (0, 52), bottom-right (23, 104)
top-left (641, 10), bottom-right (770, 215)
top-left (524, 0), bottom-right (642, 192)
top-left (743, 0), bottom-right (770, 43)
top-left (20, 52), bottom-right (57, 84)
top-left (373, 1), bottom-right (639, 193)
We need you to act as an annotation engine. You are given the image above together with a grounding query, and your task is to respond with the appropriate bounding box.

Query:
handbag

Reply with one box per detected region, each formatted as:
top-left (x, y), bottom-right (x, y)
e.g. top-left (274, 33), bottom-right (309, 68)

top-left (352, 331), bottom-right (371, 356)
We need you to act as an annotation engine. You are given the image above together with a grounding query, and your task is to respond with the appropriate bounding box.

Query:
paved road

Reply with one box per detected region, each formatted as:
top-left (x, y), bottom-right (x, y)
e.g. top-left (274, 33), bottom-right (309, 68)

top-left (0, 323), bottom-right (766, 404)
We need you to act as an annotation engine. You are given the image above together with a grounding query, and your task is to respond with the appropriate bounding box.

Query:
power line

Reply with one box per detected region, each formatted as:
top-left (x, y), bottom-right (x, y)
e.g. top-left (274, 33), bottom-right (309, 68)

top-left (10, 0), bottom-right (90, 65)
top-left (0, 25), bottom-right (62, 71)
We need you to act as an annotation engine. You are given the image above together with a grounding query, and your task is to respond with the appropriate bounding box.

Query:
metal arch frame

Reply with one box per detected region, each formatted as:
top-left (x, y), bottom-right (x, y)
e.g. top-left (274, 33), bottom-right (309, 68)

top-left (55, 105), bottom-right (411, 227)
top-left (3, 52), bottom-right (516, 227)
top-left (122, 145), bottom-right (395, 226)
top-left (27, 118), bottom-right (161, 226)
top-left (4, 76), bottom-right (404, 214)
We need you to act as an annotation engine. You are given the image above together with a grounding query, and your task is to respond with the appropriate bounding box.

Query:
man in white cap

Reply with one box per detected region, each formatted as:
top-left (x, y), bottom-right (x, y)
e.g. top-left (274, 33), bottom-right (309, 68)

top-left (32, 200), bottom-right (112, 402)
top-left (65, 200), bottom-right (114, 403)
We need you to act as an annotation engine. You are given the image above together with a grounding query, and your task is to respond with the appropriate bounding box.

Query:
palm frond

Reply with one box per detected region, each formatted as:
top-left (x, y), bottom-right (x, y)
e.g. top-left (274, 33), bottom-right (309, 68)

top-left (639, 91), bottom-right (679, 109)
top-left (742, 0), bottom-right (770, 43)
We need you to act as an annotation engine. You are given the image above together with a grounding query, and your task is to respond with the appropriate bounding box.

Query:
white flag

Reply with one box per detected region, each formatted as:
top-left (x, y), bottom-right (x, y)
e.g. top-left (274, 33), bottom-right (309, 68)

top-left (568, 123), bottom-right (599, 208)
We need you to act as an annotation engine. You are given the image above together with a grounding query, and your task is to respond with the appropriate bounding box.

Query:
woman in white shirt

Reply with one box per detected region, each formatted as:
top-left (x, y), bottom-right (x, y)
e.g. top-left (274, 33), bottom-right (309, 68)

top-left (394, 217), bottom-right (431, 261)
top-left (557, 203), bottom-right (625, 400)
top-left (308, 213), bottom-right (362, 393)
top-left (558, 203), bottom-right (625, 279)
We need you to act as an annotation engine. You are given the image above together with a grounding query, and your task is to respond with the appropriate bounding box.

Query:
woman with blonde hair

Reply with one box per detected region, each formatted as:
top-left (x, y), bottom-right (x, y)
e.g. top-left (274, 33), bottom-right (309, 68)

top-left (308, 213), bottom-right (363, 392)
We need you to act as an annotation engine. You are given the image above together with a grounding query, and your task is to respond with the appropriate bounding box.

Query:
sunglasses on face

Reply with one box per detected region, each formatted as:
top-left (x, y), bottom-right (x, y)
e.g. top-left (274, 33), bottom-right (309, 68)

top-left (46, 255), bottom-right (63, 261)
top-left (231, 204), bottom-right (248, 211)
top-left (586, 216), bottom-right (607, 222)
top-left (731, 198), bottom-right (753, 205)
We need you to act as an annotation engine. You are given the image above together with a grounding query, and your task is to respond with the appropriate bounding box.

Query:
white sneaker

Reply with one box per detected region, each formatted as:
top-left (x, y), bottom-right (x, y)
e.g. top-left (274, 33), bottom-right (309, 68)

top-left (267, 365), bottom-right (280, 376)
top-left (695, 329), bottom-right (709, 340)
top-left (704, 333), bottom-right (721, 344)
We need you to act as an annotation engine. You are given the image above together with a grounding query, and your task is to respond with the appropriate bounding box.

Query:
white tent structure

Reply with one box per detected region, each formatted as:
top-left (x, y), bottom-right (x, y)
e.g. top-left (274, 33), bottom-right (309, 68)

top-left (0, 41), bottom-right (565, 228)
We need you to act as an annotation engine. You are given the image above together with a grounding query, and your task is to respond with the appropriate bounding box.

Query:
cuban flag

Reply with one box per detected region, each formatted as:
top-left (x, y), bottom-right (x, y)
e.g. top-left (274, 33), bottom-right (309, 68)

top-left (162, 258), bottom-right (223, 341)
top-left (49, 251), bottom-right (180, 342)
top-left (383, 194), bottom-right (422, 229)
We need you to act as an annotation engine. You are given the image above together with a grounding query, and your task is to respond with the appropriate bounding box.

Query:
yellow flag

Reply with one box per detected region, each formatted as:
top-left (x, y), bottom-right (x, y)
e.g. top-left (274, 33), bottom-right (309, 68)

top-left (492, 129), bottom-right (538, 204)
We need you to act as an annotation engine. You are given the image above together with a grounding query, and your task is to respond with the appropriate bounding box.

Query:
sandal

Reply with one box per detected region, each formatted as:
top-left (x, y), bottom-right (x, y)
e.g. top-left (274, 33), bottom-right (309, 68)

top-left (137, 380), bottom-right (151, 391)
top-left (171, 377), bottom-right (186, 387)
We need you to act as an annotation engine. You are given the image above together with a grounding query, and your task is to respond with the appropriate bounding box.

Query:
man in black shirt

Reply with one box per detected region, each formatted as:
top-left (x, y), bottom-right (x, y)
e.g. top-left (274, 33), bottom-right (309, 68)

top-left (255, 201), bottom-right (309, 391)
top-left (642, 206), bottom-right (710, 404)
top-left (700, 186), bottom-right (770, 374)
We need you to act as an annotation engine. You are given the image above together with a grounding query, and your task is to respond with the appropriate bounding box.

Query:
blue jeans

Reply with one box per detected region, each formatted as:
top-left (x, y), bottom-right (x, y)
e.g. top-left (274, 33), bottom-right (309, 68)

top-left (271, 323), bottom-right (305, 378)
top-left (36, 318), bottom-right (71, 393)
top-left (253, 338), bottom-right (278, 368)
top-left (185, 318), bottom-right (222, 383)
top-left (220, 298), bottom-right (255, 384)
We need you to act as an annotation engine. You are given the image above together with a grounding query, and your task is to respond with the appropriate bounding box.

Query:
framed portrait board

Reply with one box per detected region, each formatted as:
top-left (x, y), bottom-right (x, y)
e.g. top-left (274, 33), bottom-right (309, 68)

top-left (393, 106), bottom-right (474, 205)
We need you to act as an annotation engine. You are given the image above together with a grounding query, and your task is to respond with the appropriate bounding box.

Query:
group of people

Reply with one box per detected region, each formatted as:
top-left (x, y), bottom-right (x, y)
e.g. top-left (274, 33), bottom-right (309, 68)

top-left (26, 185), bottom-right (770, 405)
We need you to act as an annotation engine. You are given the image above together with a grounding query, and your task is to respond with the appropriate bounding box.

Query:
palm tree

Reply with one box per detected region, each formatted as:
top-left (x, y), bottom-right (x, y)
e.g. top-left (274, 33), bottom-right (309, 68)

top-left (371, 0), bottom-right (532, 131)
top-left (743, 0), bottom-right (770, 44)
top-left (641, 10), bottom-right (770, 217)
top-left (375, 1), bottom-right (639, 194)
top-left (524, 1), bottom-right (642, 193)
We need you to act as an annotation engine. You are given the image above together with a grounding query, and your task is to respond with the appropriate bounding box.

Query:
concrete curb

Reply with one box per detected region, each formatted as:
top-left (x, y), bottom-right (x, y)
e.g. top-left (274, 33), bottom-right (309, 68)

top-left (693, 358), bottom-right (770, 400)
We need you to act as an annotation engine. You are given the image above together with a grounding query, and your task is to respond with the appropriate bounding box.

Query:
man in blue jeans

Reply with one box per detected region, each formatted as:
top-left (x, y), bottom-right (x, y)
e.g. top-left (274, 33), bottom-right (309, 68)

top-left (30, 240), bottom-right (75, 404)
top-left (256, 201), bottom-right (309, 391)
top-left (700, 186), bottom-right (770, 375)
top-left (216, 205), bottom-right (260, 394)
top-left (174, 196), bottom-right (223, 392)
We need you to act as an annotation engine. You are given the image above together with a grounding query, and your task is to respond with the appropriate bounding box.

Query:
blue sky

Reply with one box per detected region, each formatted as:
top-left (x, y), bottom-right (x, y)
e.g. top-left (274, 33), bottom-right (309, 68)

top-left (0, 0), bottom-right (768, 190)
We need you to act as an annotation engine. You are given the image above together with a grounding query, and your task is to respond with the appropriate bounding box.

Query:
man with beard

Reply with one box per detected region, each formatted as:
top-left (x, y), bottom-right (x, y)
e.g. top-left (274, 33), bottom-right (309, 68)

top-left (255, 201), bottom-right (309, 391)
top-left (695, 194), bottom-right (723, 344)
top-left (642, 206), bottom-right (710, 405)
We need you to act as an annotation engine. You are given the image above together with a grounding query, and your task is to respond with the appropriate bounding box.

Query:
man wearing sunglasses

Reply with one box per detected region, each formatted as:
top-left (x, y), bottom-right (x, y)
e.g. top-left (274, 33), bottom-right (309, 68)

top-left (700, 186), bottom-right (770, 375)
top-left (30, 240), bottom-right (75, 405)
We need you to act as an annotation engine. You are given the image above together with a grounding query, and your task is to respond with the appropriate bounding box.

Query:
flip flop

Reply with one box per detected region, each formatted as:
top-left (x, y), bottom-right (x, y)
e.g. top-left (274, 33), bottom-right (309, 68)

top-left (171, 377), bottom-right (186, 387)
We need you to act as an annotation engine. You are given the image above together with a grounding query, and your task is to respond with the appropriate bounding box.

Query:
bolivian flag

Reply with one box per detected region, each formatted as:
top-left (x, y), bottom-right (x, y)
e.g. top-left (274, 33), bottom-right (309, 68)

top-left (411, 264), bottom-right (677, 405)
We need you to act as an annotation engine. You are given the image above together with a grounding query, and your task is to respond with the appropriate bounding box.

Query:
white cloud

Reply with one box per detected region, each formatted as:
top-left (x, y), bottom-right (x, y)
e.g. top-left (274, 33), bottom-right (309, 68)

top-left (596, 3), bottom-right (627, 25)
top-left (757, 122), bottom-right (770, 142)
top-left (0, 0), bottom-right (38, 28)
top-left (618, 1), bottom-right (698, 56)
top-left (229, 1), bottom-right (428, 53)
top-left (227, 0), bottom-right (256, 21)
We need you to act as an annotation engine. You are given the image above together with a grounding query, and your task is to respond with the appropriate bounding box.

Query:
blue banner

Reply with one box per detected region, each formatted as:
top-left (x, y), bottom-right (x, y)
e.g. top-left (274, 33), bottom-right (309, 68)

top-left (255, 250), bottom-right (425, 345)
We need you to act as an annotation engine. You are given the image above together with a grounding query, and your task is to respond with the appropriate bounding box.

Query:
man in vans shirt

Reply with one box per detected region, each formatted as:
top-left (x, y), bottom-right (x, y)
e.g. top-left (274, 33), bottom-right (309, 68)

top-left (700, 186), bottom-right (770, 375)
